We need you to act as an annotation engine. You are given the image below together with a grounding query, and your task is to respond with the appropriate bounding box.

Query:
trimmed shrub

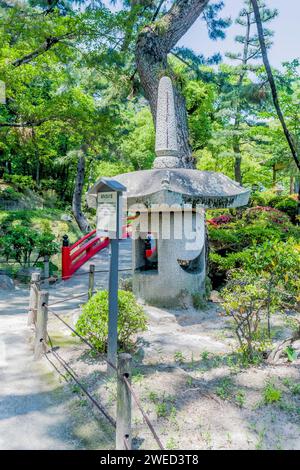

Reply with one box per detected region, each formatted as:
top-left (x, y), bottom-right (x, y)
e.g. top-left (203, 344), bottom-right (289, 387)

top-left (75, 290), bottom-right (147, 352)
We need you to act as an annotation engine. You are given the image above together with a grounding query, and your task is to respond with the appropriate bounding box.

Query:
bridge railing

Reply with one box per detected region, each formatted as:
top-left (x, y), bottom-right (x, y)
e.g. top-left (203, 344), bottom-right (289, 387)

top-left (61, 215), bottom-right (138, 280)
top-left (62, 231), bottom-right (109, 280)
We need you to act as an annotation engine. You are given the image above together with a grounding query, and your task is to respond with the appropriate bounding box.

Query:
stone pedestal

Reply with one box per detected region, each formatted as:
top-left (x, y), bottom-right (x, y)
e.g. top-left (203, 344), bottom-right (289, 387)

top-left (131, 210), bottom-right (206, 307)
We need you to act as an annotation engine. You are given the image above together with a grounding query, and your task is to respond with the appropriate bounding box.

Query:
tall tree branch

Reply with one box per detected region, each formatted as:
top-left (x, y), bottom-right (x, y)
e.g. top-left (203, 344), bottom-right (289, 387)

top-left (12, 34), bottom-right (73, 67)
top-left (0, 120), bottom-right (47, 128)
top-left (251, 0), bottom-right (300, 172)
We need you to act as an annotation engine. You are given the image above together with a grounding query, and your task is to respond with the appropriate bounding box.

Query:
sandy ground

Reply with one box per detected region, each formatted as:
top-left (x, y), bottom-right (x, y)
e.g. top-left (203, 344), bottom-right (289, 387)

top-left (0, 241), bottom-right (131, 450)
top-left (47, 298), bottom-right (300, 450)
top-left (1, 238), bottom-right (299, 450)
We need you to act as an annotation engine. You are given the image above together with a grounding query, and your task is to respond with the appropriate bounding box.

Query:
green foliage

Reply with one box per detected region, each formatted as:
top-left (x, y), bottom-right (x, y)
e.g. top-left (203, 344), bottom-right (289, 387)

top-left (220, 237), bottom-right (300, 359)
top-left (263, 382), bottom-right (282, 404)
top-left (0, 187), bottom-right (20, 201)
top-left (148, 391), bottom-right (176, 419)
top-left (283, 378), bottom-right (300, 396)
top-left (273, 197), bottom-right (298, 221)
top-left (216, 377), bottom-right (233, 400)
top-left (0, 208), bottom-right (79, 271)
top-left (208, 200), bottom-right (300, 286)
top-left (75, 290), bottom-right (147, 352)
top-left (235, 390), bottom-right (246, 408)
top-left (284, 346), bottom-right (297, 363)
top-left (184, 80), bottom-right (215, 149)
top-left (94, 161), bottom-right (133, 180)
top-left (0, 223), bottom-right (59, 267)
top-left (120, 107), bottom-right (155, 170)
top-left (35, 259), bottom-right (58, 276)
top-left (173, 351), bottom-right (185, 364)
top-left (3, 174), bottom-right (35, 191)
top-left (222, 274), bottom-right (272, 360)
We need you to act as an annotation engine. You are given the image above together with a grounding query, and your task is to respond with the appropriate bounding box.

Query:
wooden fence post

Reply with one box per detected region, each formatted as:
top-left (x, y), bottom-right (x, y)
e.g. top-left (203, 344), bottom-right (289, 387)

top-left (34, 290), bottom-right (49, 360)
top-left (44, 255), bottom-right (49, 287)
top-left (88, 264), bottom-right (95, 299)
top-left (116, 353), bottom-right (132, 450)
top-left (28, 272), bottom-right (41, 327)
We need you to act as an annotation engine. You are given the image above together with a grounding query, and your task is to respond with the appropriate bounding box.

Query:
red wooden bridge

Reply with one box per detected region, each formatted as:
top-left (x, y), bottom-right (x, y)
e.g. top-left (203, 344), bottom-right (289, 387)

top-left (61, 218), bottom-right (135, 280)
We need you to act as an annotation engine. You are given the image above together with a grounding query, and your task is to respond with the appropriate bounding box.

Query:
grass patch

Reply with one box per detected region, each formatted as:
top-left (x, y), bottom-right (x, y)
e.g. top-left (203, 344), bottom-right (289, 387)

top-left (263, 381), bottom-right (282, 404)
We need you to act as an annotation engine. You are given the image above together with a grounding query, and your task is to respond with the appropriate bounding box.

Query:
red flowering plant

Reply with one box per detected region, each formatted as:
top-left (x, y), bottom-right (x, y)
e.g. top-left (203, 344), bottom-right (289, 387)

top-left (207, 214), bottom-right (233, 227)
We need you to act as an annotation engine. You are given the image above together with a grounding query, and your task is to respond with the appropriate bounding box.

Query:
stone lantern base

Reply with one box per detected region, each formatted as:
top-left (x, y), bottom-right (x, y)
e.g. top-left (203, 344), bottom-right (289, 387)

top-left (131, 211), bottom-right (206, 308)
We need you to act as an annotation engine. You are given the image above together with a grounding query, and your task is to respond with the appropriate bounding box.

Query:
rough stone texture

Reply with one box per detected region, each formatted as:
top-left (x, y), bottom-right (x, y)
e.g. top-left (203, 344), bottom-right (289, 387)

top-left (0, 275), bottom-right (14, 290)
top-left (154, 76), bottom-right (179, 169)
top-left (87, 169), bottom-right (250, 210)
top-left (87, 169), bottom-right (250, 307)
top-left (61, 214), bottom-right (73, 222)
top-left (153, 156), bottom-right (181, 169)
top-left (132, 212), bottom-right (206, 307)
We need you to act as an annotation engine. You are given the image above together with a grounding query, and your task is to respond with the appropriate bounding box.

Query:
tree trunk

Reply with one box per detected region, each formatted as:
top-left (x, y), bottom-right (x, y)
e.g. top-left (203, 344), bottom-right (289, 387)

top-left (273, 165), bottom-right (277, 187)
top-left (289, 175), bottom-right (294, 195)
top-left (232, 11), bottom-right (250, 185)
top-left (135, 0), bottom-right (210, 168)
top-left (32, 129), bottom-right (40, 186)
top-left (234, 145), bottom-right (242, 184)
top-left (72, 152), bottom-right (90, 233)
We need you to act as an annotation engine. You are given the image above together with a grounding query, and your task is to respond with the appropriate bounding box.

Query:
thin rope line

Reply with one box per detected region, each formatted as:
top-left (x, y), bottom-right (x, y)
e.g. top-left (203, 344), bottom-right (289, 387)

top-left (45, 309), bottom-right (163, 448)
top-left (46, 306), bottom-right (117, 372)
top-left (45, 340), bottom-right (116, 429)
top-left (47, 291), bottom-right (93, 307)
top-left (124, 436), bottom-right (130, 450)
top-left (123, 375), bottom-right (164, 450)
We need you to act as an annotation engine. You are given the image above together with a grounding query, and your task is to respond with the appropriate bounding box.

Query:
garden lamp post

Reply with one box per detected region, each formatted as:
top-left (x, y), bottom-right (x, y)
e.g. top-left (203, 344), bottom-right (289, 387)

top-left (92, 178), bottom-right (127, 374)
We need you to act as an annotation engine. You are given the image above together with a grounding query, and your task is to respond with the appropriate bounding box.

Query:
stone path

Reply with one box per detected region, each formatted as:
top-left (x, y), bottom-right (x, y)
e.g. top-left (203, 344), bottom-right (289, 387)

top-left (0, 240), bottom-right (131, 450)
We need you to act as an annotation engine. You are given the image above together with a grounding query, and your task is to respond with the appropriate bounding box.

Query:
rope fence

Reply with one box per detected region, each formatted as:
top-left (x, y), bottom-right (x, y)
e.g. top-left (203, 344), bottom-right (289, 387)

top-left (46, 337), bottom-right (116, 428)
top-left (28, 268), bottom-right (165, 451)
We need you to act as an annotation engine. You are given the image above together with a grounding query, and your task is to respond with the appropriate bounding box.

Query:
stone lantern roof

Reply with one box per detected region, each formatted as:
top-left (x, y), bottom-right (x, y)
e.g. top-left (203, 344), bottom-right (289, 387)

top-left (87, 169), bottom-right (250, 209)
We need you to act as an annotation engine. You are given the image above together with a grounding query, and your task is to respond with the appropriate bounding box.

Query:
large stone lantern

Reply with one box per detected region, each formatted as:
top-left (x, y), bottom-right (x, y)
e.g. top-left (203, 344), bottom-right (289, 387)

top-left (88, 77), bottom-right (250, 307)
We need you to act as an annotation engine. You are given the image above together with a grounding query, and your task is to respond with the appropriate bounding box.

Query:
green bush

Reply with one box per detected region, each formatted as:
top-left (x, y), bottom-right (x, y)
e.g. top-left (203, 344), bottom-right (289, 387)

top-left (242, 206), bottom-right (291, 226)
top-left (75, 290), bottom-right (147, 352)
top-left (3, 174), bottom-right (35, 191)
top-left (221, 240), bottom-right (300, 359)
top-left (221, 273), bottom-right (273, 360)
top-left (0, 225), bottom-right (59, 267)
top-left (273, 197), bottom-right (298, 221)
top-left (249, 192), bottom-right (268, 208)
top-left (0, 187), bottom-right (20, 201)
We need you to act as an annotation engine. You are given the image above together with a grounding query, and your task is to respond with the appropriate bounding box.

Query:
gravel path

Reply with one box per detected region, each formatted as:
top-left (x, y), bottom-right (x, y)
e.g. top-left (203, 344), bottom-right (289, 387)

top-left (0, 240), bottom-right (131, 450)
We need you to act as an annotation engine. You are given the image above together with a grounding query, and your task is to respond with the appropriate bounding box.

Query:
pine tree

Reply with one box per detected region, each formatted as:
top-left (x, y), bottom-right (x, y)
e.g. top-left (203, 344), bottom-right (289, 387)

top-left (226, 0), bottom-right (277, 183)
